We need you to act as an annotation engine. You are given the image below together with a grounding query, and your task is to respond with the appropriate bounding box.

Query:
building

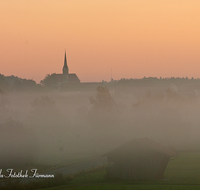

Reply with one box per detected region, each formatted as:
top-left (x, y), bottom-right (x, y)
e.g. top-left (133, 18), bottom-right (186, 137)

top-left (47, 51), bottom-right (114, 91)
top-left (103, 137), bottom-right (178, 180)
top-left (55, 51), bottom-right (80, 85)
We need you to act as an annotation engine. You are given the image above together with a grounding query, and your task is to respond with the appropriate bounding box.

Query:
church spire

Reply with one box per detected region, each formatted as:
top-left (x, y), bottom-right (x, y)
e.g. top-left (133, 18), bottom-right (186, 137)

top-left (63, 50), bottom-right (69, 75)
top-left (64, 50), bottom-right (67, 67)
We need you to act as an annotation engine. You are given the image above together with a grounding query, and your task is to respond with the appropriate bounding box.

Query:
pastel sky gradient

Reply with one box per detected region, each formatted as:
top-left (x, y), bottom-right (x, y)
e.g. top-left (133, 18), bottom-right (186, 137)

top-left (1, 0), bottom-right (200, 83)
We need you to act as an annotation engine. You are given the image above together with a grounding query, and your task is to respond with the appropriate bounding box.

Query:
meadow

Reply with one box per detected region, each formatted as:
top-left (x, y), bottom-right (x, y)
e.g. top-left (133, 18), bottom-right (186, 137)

top-left (38, 152), bottom-right (200, 190)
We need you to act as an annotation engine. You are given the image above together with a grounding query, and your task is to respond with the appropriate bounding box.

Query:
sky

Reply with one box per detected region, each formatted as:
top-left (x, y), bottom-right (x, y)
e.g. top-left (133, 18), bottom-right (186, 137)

top-left (1, 0), bottom-right (200, 83)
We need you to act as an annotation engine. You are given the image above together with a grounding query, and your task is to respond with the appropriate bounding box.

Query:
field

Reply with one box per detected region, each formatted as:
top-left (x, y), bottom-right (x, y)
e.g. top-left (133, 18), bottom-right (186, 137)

top-left (2, 89), bottom-right (200, 190)
top-left (37, 152), bottom-right (200, 190)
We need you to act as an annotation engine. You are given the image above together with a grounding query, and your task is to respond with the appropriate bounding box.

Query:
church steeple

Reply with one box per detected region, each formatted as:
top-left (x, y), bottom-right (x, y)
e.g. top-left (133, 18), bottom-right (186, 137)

top-left (63, 50), bottom-right (69, 75)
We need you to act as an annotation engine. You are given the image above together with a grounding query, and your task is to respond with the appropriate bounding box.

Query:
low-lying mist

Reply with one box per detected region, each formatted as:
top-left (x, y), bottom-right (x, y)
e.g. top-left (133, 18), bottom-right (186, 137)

top-left (0, 86), bottom-right (199, 166)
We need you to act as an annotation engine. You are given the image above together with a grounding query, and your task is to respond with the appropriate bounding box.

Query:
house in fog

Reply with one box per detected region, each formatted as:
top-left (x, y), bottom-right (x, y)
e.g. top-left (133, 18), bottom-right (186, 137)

top-left (103, 137), bottom-right (178, 180)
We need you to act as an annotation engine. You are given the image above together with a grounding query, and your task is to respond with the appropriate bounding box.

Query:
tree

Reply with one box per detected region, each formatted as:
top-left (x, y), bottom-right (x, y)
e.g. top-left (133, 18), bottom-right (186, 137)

top-left (0, 73), bottom-right (9, 91)
top-left (12, 78), bottom-right (38, 92)
top-left (40, 73), bottom-right (58, 88)
top-left (88, 86), bottom-right (119, 129)
top-left (89, 86), bottom-right (115, 108)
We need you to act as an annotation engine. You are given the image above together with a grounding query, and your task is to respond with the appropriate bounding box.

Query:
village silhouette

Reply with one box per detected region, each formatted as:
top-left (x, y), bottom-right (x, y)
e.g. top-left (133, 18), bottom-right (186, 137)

top-left (1, 51), bottom-right (200, 94)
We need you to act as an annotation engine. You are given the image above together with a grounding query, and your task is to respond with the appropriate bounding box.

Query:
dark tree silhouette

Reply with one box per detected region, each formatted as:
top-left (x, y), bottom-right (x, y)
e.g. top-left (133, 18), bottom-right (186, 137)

top-left (40, 73), bottom-right (58, 88)
top-left (0, 73), bottom-right (9, 91)
top-left (89, 86), bottom-right (115, 108)
top-left (12, 78), bottom-right (38, 91)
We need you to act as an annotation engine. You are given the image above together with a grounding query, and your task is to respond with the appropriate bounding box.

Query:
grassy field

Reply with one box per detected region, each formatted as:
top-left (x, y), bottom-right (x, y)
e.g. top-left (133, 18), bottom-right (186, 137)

top-left (39, 152), bottom-right (200, 190)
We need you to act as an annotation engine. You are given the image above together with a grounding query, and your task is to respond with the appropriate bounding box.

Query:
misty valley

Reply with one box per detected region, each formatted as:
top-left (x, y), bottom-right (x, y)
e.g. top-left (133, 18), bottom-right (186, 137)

top-left (1, 77), bottom-right (200, 189)
top-left (0, 77), bottom-right (200, 165)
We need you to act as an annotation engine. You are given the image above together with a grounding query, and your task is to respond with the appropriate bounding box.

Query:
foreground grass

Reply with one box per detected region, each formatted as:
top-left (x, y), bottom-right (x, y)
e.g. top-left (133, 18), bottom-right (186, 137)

top-left (165, 152), bottom-right (200, 184)
top-left (38, 152), bottom-right (200, 190)
top-left (44, 185), bottom-right (200, 190)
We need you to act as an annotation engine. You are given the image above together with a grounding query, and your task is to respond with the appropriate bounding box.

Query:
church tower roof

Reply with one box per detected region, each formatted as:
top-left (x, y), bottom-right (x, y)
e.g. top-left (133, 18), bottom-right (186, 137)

top-left (64, 50), bottom-right (67, 67)
top-left (63, 50), bottom-right (69, 75)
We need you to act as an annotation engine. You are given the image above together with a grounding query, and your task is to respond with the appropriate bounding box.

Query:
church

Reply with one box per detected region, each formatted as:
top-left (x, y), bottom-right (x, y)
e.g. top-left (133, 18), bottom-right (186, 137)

top-left (54, 51), bottom-right (108, 91)
top-left (55, 51), bottom-right (80, 85)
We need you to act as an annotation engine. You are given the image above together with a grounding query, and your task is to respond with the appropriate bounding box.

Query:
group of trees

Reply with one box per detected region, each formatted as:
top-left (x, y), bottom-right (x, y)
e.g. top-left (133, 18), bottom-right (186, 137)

top-left (117, 76), bottom-right (200, 84)
top-left (89, 86), bottom-right (116, 108)
top-left (88, 86), bottom-right (122, 140)
top-left (2, 71), bottom-right (200, 92)
top-left (40, 73), bottom-right (59, 88)
top-left (0, 74), bottom-right (42, 92)
top-left (0, 82), bottom-right (197, 170)
top-left (89, 86), bottom-right (193, 152)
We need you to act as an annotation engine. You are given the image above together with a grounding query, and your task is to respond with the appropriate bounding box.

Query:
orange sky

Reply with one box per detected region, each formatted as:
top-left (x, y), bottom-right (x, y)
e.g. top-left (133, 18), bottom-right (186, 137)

top-left (1, 0), bottom-right (200, 83)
